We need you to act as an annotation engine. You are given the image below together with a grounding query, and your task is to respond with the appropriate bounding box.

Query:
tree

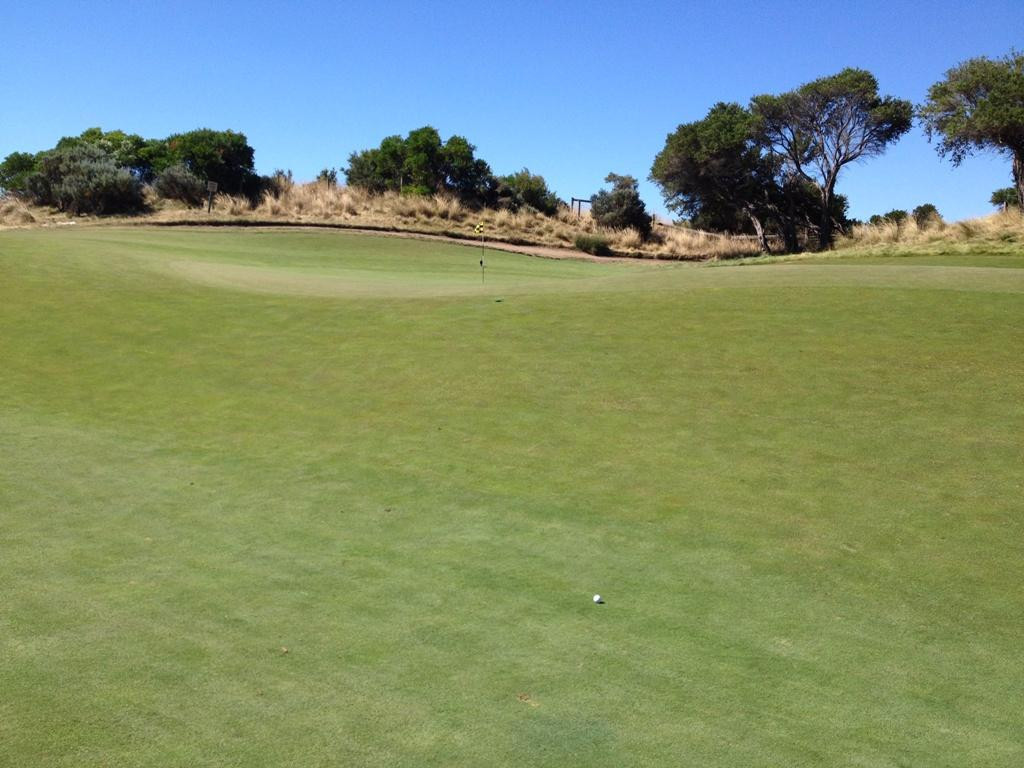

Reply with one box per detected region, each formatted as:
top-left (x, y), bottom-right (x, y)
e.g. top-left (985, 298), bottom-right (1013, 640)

top-left (0, 152), bottom-right (38, 194)
top-left (440, 135), bottom-right (495, 201)
top-left (164, 128), bottom-right (256, 195)
top-left (911, 203), bottom-right (941, 227)
top-left (590, 173), bottom-right (652, 238)
top-left (990, 187), bottom-right (1019, 210)
top-left (498, 169), bottom-right (562, 214)
top-left (920, 51), bottom-right (1024, 215)
top-left (651, 102), bottom-right (776, 251)
top-left (402, 126), bottom-right (445, 194)
top-left (650, 102), bottom-right (854, 252)
top-left (344, 127), bottom-right (500, 205)
top-left (344, 147), bottom-right (385, 192)
top-left (752, 68), bottom-right (913, 249)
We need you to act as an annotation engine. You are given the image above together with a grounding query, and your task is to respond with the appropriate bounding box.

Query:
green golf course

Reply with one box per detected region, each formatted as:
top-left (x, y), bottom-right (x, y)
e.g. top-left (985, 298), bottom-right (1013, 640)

top-left (1, 227), bottom-right (1022, 766)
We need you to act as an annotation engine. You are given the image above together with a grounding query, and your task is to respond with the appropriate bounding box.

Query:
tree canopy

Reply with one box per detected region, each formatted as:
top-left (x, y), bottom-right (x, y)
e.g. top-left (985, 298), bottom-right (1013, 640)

top-left (651, 101), bottom-right (853, 252)
top-left (2, 126), bottom-right (262, 209)
top-left (752, 68), bottom-right (912, 249)
top-left (163, 129), bottom-right (257, 196)
top-left (919, 51), bottom-right (1024, 213)
top-left (345, 126), bottom-right (497, 205)
top-left (0, 152), bottom-right (38, 194)
top-left (590, 173), bottom-right (652, 238)
top-left (911, 203), bottom-right (941, 227)
top-left (990, 187), bottom-right (1020, 210)
top-left (497, 169), bottom-right (562, 215)
top-left (650, 102), bottom-right (776, 250)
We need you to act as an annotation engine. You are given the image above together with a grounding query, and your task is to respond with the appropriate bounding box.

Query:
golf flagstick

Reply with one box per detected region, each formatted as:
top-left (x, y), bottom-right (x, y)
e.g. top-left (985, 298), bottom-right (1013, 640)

top-left (475, 221), bottom-right (486, 284)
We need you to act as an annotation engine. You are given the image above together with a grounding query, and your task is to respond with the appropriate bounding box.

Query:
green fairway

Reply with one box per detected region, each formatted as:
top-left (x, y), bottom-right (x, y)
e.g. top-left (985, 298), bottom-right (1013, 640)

top-left (1, 227), bottom-right (1022, 766)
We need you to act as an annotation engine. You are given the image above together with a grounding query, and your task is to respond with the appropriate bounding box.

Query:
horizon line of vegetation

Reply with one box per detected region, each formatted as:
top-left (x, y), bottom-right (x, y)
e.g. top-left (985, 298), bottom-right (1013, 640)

top-left (0, 50), bottom-right (1020, 254)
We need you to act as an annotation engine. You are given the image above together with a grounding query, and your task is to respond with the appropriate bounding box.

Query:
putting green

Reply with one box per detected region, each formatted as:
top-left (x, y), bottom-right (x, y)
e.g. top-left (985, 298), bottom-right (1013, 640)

top-left (1, 226), bottom-right (1022, 767)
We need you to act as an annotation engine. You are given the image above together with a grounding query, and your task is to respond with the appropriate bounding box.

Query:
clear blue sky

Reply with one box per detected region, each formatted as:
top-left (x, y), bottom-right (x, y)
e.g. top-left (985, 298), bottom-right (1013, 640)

top-left (2, 0), bottom-right (1021, 221)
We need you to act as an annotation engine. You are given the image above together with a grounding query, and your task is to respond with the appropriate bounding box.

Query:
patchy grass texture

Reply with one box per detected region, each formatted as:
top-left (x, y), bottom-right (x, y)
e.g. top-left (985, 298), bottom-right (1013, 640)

top-left (1, 227), bottom-right (1022, 767)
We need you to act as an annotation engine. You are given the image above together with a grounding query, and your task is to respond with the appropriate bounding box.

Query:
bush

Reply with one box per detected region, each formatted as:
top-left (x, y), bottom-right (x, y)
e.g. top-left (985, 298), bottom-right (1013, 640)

top-left (25, 144), bottom-right (144, 214)
top-left (590, 173), bottom-right (652, 238)
top-left (317, 167), bottom-right (338, 187)
top-left (498, 169), bottom-right (562, 215)
top-left (261, 169), bottom-right (294, 201)
top-left (869, 209), bottom-right (908, 226)
top-left (154, 164), bottom-right (207, 206)
top-left (164, 128), bottom-right (255, 194)
top-left (0, 152), bottom-right (38, 194)
top-left (990, 187), bottom-right (1019, 210)
top-left (912, 203), bottom-right (941, 228)
top-left (574, 234), bottom-right (612, 256)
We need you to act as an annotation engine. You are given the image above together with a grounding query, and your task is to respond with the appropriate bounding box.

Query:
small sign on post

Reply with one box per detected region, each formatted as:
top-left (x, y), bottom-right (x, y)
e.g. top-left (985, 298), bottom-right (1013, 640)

top-left (206, 181), bottom-right (218, 213)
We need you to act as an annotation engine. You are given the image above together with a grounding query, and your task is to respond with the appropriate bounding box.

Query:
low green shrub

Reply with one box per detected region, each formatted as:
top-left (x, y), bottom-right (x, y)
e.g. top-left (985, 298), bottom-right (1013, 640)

top-left (26, 144), bottom-right (144, 215)
top-left (575, 234), bottom-right (612, 256)
top-left (154, 164), bottom-right (206, 207)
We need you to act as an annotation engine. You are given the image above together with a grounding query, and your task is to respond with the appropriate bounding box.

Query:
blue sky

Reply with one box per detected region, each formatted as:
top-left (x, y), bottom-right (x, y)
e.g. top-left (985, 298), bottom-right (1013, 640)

top-left (2, 0), bottom-right (1021, 221)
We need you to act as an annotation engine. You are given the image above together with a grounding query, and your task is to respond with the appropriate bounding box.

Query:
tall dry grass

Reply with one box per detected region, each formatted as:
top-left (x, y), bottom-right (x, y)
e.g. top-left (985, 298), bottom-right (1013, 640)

top-left (14, 180), bottom-right (760, 259)
top-left (837, 210), bottom-right (1024, 249)
top-left (0, 198), bottom-right (38, 228)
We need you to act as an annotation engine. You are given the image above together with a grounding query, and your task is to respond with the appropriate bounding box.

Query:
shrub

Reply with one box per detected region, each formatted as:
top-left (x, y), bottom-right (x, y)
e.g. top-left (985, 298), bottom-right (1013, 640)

top-left (912, 203), bottom-right (941, 228)
top-left (154, 164), bottom-right (206, 206)
top-left (590, 173), bottom-right (652, 238)
top-left (317, 167), bottom-right (338, 187)
top-left (0, 152), bottom-right (39, 194)
top-left (56, 166), bottom-right (144, 214)
top-left (575, 233), bottom-right (612, 256)
top-left (26, 144), bottom-right (144, 214)
top-left (261, 169), bottom-right (294, 200)
top-left (498, 169), bottom-right (562, 215)
top-left (869, 209), bottom-right (908, 226)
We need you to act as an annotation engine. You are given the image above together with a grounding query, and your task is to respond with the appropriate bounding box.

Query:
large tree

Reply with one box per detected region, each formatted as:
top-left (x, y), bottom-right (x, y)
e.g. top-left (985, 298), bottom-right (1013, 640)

top-left (752, 68), bottom-right (913, 249)
top-left (164, 128), bottom-right (256, 195)
top-left (650, 102), bottom-right (852, 252)
top-left (651, 102), bottom-right (776, 251)
top-left (345, 126), bottom-right (499, 206)
top-left (919, 51), bottom-right (1024, 214)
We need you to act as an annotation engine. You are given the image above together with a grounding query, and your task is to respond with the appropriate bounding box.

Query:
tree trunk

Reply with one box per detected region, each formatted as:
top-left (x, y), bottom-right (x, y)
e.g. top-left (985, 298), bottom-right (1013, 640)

top-left (818, 187), bottom-right (834, 251)
top-left (782, 182), bottom-right (799, 253)
top-left (1014, 150), bottom-right (1024, 215)
top-left (747, 212), bottom-right (770, 253)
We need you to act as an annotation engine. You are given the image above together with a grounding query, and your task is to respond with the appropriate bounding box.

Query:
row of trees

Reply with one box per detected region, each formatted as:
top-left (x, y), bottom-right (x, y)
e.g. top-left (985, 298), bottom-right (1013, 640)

top-left (650, 51), bottom-right (1023, 252)
top-left (344, 126), bottom-right (562, 214)
top-left (2, 51), bottom-right (1017, 247)
top-left (650, 69), bottom-right (912, 251)
top-left (0, 127), bottom-right (261, 214)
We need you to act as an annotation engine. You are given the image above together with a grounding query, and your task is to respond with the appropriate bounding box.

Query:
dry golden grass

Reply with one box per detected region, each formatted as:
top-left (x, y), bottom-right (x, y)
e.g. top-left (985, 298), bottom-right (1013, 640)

top-left (837, 209), bottom-right (1024, 250)
top-left (0, 199), bottom-right (38, 228)
top-left (149, 183), bottom-right (764, 258)
top-left (5, 182), bottom-right (761, 259)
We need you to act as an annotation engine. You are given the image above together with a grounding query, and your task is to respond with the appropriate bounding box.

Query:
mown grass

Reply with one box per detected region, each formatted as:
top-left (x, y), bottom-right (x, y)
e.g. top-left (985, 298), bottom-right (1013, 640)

top-left (1, 228), bottom-right (1022, 766)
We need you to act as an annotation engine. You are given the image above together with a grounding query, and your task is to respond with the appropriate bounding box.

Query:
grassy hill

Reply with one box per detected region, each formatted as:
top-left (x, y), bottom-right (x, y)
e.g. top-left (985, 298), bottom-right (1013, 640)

top-left (1, 227), bottom-right (1022, 766)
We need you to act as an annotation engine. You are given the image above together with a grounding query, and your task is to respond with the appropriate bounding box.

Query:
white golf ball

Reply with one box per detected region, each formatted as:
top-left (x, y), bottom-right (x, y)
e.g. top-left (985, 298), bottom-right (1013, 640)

top-left (593, 594), bottom-right (602, 603)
